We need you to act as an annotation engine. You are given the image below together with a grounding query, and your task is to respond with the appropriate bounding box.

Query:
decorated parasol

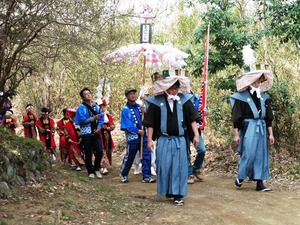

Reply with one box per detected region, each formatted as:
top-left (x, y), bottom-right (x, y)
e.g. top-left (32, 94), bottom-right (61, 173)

top-left (102, 42), bottom-right (189, 70)
top-left (102, 4), bottom-right (190, 158)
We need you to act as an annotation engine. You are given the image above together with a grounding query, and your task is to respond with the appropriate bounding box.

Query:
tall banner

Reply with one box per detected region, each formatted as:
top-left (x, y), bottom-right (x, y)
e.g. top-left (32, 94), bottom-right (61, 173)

top-left (199, 25), bottom-right (210, 130)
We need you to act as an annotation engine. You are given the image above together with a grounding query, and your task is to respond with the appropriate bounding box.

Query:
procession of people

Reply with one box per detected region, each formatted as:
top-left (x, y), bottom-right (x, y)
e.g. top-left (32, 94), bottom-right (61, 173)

top-left (0, 66), bottom-right (275, 206)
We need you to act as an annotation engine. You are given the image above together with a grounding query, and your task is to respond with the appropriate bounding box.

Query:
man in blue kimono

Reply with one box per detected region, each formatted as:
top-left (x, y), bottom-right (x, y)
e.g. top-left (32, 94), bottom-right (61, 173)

top-left (144, 74), bottom-right (200, 206)
top-left (230, 70), bottom-right (275, 192)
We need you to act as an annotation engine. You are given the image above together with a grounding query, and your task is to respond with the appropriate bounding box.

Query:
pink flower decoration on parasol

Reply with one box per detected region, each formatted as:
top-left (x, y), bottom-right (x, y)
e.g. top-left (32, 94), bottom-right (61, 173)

top-left (102, 42), bottom-right (189, 70)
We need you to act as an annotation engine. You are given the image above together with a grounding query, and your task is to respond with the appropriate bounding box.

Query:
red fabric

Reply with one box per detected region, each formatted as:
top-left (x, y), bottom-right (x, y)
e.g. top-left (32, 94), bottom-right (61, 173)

top-left (36, 117), bottom-right (56, 148)
top-left (56, 118), bottom-right (68, 148)
top-left (2, 117), bottom-right (17, 133)
top-left (22, 113), bottom-right (38, 137)
top-left (99, 114), bottom-right (115, 149)
top-left (64, 121), bottom-right (82, 160)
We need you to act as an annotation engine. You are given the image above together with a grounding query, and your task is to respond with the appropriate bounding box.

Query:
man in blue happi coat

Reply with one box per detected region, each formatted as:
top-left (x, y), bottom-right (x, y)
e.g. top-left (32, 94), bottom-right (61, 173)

top-left (75, 87), bottom-right (104, 179)
top-left (120, 88), bottom-right (155, 183)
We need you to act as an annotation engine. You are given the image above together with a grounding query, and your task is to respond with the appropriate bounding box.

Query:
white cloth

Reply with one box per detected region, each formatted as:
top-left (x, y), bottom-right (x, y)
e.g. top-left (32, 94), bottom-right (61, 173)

top-left (166, 94), bottom-right (180, 112)
top-left (103, 110), bottom-right (109, 123)
top-left (167, 99), bottom-right (174, 112)
top-left (250, 85), bottom-right (261, 98)
top-left (167, 95), bottom-right (180, 101)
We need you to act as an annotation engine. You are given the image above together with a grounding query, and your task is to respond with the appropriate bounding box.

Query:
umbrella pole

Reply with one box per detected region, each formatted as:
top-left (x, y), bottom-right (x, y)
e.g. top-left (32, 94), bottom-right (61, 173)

top-left (102, 77), bottom-right (106, 98)
top-left (140, 55), bottom-right (146, 160)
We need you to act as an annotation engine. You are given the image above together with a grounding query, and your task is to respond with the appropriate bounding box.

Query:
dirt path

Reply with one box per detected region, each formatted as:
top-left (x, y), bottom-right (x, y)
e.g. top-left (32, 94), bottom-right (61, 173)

top-left (1, 154), bottom-right (300, 225)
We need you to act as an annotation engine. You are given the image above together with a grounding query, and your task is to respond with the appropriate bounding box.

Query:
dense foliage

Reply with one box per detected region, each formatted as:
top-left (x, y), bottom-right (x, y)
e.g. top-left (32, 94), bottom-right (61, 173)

top-left (186, 0), bottom-right (254, 76)
top-left (256, 0), bottom-right (300, 49)
top-left (0, 0), bottom-right (299, 160)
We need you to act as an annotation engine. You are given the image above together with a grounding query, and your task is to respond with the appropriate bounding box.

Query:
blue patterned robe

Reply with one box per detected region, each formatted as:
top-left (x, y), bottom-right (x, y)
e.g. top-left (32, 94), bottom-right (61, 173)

top-left (230, 91), bottom-right (271, 180)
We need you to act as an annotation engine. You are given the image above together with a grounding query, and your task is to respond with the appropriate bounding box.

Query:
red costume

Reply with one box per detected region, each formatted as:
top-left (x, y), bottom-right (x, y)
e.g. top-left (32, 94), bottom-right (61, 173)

top-left (36, 116), bottom-right (57, 154)
top-left (56, 118), bottom-right (69, 163)
top-left (2, 117), bottom-right (17, 133)
top-left (22, 113), bottom-right (38, 139)
top-left (100, 112), bottom-right (115, 168)
top-left (64, 120), bottom-right (85, 167)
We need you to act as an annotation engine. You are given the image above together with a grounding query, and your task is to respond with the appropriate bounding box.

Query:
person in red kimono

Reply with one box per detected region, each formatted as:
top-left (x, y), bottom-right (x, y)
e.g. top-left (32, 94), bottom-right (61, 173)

top-left (63, 108), bottom-right (85, 171)
top-left (22, 104), bottom-right (38, 139)
top-left (1, 109), bottom-right (18, 133)
top-left (99, 99), bottom-right (115, 175)
top-left (36, 107), bottom-right (57, 160)
top-left (56, 108), bottom-right (69, 164)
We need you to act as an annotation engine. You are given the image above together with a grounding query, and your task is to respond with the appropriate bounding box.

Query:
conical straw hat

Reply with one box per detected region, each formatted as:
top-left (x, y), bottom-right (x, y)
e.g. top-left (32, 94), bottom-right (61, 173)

top-left (152, 75), bottom-right (190, 96)
top-left (236, 70), bottom-right (273, 92)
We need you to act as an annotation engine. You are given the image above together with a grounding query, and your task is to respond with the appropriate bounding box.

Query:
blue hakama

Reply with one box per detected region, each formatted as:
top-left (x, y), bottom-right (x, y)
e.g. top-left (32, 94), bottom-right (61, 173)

top-left (156, 136), bottom-right (188, 196)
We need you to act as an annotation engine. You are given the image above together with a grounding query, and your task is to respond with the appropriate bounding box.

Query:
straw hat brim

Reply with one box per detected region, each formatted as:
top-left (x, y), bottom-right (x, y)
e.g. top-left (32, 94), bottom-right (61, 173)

top-left (236, 70), bottom-right (273, 92)
top-left (152, 76), bottom-right (191, 96)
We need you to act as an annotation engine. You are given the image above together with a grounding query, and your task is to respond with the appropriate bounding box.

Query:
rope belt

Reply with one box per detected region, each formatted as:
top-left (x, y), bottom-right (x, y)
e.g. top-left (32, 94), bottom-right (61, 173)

top-left (244, 118), bottom-right (266, 135)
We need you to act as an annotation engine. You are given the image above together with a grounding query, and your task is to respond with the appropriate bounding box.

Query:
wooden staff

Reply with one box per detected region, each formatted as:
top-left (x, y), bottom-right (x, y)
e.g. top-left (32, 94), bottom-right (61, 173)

top-left (102, 77), bottom-right (107, 98)
top-left (140, 55), bottom-right (146, 160)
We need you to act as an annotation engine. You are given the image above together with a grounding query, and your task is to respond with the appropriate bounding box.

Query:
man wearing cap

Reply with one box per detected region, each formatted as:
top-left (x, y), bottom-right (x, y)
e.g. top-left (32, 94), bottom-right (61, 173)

top-left (120, 88), bottom-right (155, 183)
top-left (36, 107), bottom-right (57, 160)
top-left (75, 87), bottom-right (104, 179)
top-left (22, 104), bottom-right (38, 139)
top-left (230, 70), bottom-right (275, 192)
top-left (1, 109), bottom-right (18, 133)
top-left (143, 73), bottom-right (200, 206)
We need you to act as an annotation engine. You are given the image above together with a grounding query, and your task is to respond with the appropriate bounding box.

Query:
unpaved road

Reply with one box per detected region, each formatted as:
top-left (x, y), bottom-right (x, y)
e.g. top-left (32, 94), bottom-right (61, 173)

top-left (114, 169), bottom-right (300, 225)
top-left (1, 155), bottom-right (300, 225)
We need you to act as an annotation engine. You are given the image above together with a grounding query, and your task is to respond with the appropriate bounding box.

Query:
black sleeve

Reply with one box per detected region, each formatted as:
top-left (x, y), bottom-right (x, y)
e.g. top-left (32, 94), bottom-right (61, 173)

top-left (183, 100), bottom-right (201, 140)
top-left (143, 103), bottom-right (161, 141)
top-left (265, 99), bottom-right (274, 127)
top-left (231, 100), bottom-right (244, 129)
top-left (185, 100), bottom-right (201, 122)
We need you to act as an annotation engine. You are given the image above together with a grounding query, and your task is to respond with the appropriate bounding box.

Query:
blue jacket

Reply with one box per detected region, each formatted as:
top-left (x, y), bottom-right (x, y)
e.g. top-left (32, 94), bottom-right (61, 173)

top-left (75, 102), bottom-right (104, 136)
top-left (120, 102), bottom-right (146, 143)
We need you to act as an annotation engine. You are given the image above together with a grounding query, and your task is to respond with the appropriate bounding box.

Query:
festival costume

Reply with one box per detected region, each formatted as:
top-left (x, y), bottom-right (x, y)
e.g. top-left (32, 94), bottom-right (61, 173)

top-left (22, 113), bottom-right (38, 139)
top-left (144, 93), bottom-right (200, 196)
top-left (36, 116), bottom-right (57, 156)
top-left (229, 68), bottom-right (274, 191)
top-left (64, 120), bottom-right (85, 167)
top-left (230, 90), bottom-right (273, 181)
top-left (56, 118), bottom-right (69, 164)
top-left (75, 102), bottom-right (104, 175)
top-left (120, 102), bottom-right (152, 180)
top-left (100, 112), bottom-right (115, 169)
top-left (2, 117), bottom-right (17, 133)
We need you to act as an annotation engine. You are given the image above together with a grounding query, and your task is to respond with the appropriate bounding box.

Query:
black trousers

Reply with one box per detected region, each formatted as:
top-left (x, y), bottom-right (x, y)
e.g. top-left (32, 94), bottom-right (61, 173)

top-left (81, 134), bottom-right (102, 174)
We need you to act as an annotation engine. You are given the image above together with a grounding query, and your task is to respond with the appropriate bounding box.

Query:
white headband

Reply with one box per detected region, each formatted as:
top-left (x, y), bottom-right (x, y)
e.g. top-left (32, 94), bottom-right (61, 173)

top-left (26, 105), bottom-right (34, 110)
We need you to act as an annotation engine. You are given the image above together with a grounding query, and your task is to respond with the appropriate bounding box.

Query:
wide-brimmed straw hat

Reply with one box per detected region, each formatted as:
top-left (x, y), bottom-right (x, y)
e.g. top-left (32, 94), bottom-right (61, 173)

top-left (152, 70), bottom-right (190, 96)
top-left (236, 70), bottom-right (273, 92)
